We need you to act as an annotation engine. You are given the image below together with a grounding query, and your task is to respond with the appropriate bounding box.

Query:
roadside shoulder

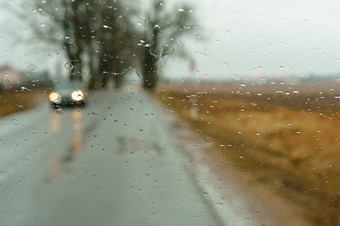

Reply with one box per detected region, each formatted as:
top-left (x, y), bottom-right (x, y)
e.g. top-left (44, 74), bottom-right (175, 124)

top-left (156, 103), bottom-right (312, 226)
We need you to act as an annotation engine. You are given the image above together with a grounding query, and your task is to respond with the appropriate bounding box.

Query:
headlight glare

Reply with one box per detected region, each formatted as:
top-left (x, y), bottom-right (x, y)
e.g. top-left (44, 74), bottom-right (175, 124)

top-left (71, 90), bottom-right (84, 101)
top-left (49, 92), bottom-right (61, 103)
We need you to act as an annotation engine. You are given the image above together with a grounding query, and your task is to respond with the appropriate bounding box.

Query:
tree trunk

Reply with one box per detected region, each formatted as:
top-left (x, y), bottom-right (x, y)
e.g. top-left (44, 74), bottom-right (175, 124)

top-left (99, 57), bottom-right (111, 89)
top-left (62, 0), bottom-right (83, 82)
top-left (113, 74), bottom-right (124, 89)
top-left (142, 47), bottom-right (158, 91)
top-left (69, 57), bottom-right (82, 81)
top-left (88, 51), bottom-right (98, 90)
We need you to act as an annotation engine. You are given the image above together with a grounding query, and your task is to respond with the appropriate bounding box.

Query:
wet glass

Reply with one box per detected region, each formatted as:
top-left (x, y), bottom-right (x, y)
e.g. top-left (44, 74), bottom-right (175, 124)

top-left (1, 0), bottom-right (340, 225)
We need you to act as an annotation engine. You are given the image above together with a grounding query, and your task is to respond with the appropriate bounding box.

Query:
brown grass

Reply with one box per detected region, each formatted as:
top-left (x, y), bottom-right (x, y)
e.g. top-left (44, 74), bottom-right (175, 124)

top-left (156, 82), bottom-right (340, 225)
top-left (0, 90), bottom-right (47, 117)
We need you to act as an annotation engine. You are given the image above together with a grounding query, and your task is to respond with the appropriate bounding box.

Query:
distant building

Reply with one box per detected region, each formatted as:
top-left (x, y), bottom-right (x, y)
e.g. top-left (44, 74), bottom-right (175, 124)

top-left (0, 64), bottom-right (26, 90)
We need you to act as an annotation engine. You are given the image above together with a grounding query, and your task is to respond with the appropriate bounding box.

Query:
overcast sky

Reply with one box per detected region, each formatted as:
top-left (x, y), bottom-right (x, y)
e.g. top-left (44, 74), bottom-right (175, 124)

top-left (1, 0), bottom-right (340, 80)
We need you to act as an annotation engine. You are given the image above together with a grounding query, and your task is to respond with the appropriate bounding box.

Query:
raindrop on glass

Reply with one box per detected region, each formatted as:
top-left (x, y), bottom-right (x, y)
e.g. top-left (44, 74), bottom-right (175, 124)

top-left (28, 64), bottom-right (39, 73)
top-left (232, 74), bottom-right (240, 81)
top-left (64, 62), bottom-right (74, 71)
top-left (103, 25), bottom-right (112, 29)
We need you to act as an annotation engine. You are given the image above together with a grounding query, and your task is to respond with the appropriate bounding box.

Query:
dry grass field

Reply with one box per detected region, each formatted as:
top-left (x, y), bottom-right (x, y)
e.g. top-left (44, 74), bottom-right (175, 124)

top-left (156, 81), bottom-right (340, 225)
top-left (0, 90), bottom-right (47, 117)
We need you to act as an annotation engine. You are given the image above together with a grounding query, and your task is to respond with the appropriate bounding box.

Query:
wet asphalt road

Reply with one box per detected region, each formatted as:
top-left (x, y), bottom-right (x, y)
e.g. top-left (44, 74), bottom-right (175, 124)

top-left (0, 87), bottom-right (225, 226)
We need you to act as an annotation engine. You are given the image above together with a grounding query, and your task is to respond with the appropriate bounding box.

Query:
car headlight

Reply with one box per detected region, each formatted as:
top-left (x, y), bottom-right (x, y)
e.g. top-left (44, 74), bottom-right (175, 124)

top-left (71, 90), bottom-right (84, 101)
top-left (49, 92), bottom-right (61, 103)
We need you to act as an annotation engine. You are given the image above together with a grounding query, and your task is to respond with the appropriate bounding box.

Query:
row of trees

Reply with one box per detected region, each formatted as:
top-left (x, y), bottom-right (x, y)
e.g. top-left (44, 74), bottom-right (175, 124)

top-left (28, 0), bottom-right (197, 91)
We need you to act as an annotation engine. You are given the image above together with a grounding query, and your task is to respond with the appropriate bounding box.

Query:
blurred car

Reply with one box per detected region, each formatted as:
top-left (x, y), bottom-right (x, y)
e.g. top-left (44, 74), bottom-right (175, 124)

top-left (49, 82), bottom-right (87, 108)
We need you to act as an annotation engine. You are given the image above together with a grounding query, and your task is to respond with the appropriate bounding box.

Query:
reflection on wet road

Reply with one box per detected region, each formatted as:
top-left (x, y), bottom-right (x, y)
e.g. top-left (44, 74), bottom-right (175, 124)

top-left (49, 110), bottom-right (60, 133)
top-left (64, 110), bottom-right (84, 161)
top-left (47, 109), bottom-right (85, 182)
top-left (0, 89), bottom-right (226, 226)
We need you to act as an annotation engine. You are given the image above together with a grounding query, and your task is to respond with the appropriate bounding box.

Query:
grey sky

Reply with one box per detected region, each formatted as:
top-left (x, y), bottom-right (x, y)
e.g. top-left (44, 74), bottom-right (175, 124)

top-left (166, 0), bottom-right (340, 80)
top-left (1, 0), bottom-right (340, 80)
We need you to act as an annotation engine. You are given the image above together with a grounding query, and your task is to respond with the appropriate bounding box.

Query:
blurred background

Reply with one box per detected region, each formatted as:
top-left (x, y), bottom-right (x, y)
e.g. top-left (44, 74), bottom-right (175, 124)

top-left (1, 0), bottom-right (340, 225)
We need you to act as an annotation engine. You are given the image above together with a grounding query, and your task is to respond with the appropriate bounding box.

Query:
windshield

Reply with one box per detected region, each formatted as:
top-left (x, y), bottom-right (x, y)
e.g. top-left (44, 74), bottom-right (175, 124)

top-left (1, 0), bottom-right (339, 225)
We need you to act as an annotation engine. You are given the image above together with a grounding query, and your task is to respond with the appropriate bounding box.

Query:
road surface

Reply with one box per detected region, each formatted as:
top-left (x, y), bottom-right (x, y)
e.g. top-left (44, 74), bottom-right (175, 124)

top-left (1, 87), bottom-right (308, 226)
top-left (0, 87), bottom-right (231, 226)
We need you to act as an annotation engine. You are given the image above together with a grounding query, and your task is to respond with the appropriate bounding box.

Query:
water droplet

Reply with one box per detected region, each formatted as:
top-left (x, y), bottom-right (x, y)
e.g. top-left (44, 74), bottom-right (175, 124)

top-left (28, 64), bottom-right (39, 73)
top-left (273, 91), bottom-right (285, 100)
top-left (21, 87), bottom-right (31, 91)
top-left (260, 78), bottom-right (267, 84)
top-left (11, 119), bottom-right (19, 125)
top-left (64, 62), bottom-right (74, 71)
top-left (232, 74), bottom-right (240, 81)
top-left (204, 137), bottom-right (212, 143)
top-left (237, 86), bottom-right (246, 96)
top-left (103, 25), bottom-right (112, 29)
top-left (5, 79), bottom-right (12, 89)
top-left (178, 8), bottom-right (185, 12)
top-left (289, 90), bottom-right (299, 99)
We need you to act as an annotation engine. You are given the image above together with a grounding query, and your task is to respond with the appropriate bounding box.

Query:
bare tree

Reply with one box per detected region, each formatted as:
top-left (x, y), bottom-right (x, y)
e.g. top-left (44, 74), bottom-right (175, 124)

top-left (88, 0), bottom-right (138, 90)
top-left (23, 0), bottom-right (138, 89)
top-left (18, 0), bottom-right (196, 90)
top-left (139, 0), bottom-right (198, 91)
top-left (27, 0), bottom-right (89, 81)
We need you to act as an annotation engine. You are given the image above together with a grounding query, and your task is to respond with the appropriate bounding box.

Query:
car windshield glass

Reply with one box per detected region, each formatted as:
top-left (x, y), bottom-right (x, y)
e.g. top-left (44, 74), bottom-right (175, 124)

top-left (1, 1), bottom-right (340, 226)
